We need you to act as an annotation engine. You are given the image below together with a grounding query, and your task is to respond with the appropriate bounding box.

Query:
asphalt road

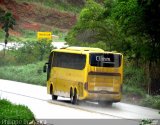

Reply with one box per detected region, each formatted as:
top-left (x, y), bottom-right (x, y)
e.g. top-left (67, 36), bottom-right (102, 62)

top-left (0, 79), bottom-right (159, 125)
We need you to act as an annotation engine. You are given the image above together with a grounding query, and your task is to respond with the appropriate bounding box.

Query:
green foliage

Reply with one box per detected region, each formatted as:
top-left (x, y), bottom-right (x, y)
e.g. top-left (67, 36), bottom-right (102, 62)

top-left (20, 29), bottom-right (37, 41)
top-left (79, 0), bottom-right (105, 23)
top-left (0, 39), bottom-right (52, 66)
top-left (0, 99), bottom-right (34, 125)
top-left (52, 28), bottom-right (67, 42)
top-left (123, 85), bottom-right (145, 97)
top-left (0, 61), bottom-right (46, 86)
top-left (0, 29), bottom-right (5, 41)
top-left (140, 0), bottom-right (160, 62)
top-left (111, 0), bottom-right (160, 95)
top-left (112, 0), bottom-right (144, 35)
top-left (111, 0), bottom-right (150, 63)
top-left (0, 11), bottom-right (16, 45)
top-left (66, 0), bottom-right (124, 51)
top-left (123, 64), bottom-right (147, 97)
top-left (124, 65), bottom-right (147, 88)
top-left (0, 51), bottom-right (17, 66)
top-left (66, 0), bottom-right (101, 44)
top-left (139, 119), bottom-right (153, 125)
top-left (12, 40), bottom-right (52, 64)
top-left (112, 0), bottom-right (160, 63)
top-left (141, 95), bottom-right (160, 110)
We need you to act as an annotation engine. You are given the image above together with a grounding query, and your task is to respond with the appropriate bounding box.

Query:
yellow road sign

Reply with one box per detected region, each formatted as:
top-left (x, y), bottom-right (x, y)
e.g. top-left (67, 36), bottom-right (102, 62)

top-left (37, 32), bottom-right (52, 40)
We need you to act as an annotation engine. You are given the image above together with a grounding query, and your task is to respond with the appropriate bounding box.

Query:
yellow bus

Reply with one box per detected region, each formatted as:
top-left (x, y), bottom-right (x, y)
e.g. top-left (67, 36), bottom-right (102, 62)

top-left (43, 47), bottom-right (123, 105)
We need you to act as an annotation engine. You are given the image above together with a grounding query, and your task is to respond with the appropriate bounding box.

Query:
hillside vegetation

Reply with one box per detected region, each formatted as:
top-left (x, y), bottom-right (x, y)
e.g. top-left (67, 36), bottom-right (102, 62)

top-left (0, 0), bottom-right (78, 39)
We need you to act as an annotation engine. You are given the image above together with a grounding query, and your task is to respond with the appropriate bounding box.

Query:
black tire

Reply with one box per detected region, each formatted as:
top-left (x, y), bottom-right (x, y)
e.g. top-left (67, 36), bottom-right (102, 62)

top-left (52, 95), bottom-right (58, 100)
top-left (71, 95), bottom-right (74, 104)
top-left (72, 89), bottom-right (78, 105)
top-left (70, 88), bottom-right (73, 104)
top-left (50, 85), bottom-right (57, 100)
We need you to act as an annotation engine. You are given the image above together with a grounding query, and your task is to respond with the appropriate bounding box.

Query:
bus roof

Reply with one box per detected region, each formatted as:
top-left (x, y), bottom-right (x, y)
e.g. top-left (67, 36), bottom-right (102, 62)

top-left (64, 46), bottom-right (104, 52)
top-left (52, 46), bottom-right (122, 55)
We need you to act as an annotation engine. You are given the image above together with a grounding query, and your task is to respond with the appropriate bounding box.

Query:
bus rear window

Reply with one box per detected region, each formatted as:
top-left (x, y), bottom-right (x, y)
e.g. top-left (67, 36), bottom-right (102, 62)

top-left (90, 53), bottom-right (122, 67)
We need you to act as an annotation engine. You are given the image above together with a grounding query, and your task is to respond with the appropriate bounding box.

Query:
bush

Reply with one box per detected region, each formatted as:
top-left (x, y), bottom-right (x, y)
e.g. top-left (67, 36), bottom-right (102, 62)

top-left (0, 99), bottom-right (34, 125)
top-left (122, 64), bottom-right (147, 100)
top-left (123, 84), bottom-right (146, 97)
top-left (141, 95), bottom-right (160, 110)
top-left (0, 39), bottom-right (52, 66)
top-left (123, 65), bottom-right (147, 91)
top-left (13, 40), bottom-right (52, 64)
top-left (0, 51), bottom-right (16, 66)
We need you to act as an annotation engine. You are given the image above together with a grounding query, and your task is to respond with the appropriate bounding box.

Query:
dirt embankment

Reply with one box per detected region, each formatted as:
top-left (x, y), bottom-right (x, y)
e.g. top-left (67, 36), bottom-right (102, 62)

top-left (0, 0), bottom-right (77, 36)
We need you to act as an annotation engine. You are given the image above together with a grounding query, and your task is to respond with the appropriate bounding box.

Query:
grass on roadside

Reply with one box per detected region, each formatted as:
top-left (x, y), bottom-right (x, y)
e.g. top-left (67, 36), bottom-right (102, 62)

top-left (0, 99), bottom-right (34, 125)
top-left (122, 65), bottom-right (147, 102)
top-left (141, 95), bottom-right (160, 110)
top-left (122, 65), bottom-right (160, 110)
top-left (0, 61), bottom-right (47, 86)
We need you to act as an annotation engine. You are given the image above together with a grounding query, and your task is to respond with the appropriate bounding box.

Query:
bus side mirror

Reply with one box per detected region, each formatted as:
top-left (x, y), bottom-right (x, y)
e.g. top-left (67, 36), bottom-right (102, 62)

top-left (43, 63), bottom-right (48, 73)
top-left (43, 65), bottom-right (46, 73)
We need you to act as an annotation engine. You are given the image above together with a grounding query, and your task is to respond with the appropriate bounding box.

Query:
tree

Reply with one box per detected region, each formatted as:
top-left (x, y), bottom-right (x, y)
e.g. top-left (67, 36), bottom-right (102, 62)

top-left (66, 0), bottom-right (160, 94)
top-left (112, 0), bottom-right (144, 58)
top-left (112, 0), bottom-right (160, 94)
top-left (138, 0), bottom-right (160, 63)
top-left (139, 0), bottom-right (160, 94)
top-left (66, 0), bottom-right (106, 47)
top-left (0, 11), bottom-right (16, 55)
top-left (66, 0), bottom-right (123, 51)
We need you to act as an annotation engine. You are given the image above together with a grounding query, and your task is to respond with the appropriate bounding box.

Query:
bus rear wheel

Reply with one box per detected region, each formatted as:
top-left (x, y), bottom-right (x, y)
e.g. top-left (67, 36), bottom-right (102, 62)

top-left (50, 85), bottom-right (57, 100)
top-left (52, 95), bottom-right (58, 100)
top-left (71, 89), bottom-right (78, 105)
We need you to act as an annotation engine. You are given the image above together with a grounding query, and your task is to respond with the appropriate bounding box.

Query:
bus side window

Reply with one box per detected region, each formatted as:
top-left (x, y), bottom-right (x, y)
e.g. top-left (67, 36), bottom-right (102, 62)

top-left (52, 52), bottom-right (86, 70)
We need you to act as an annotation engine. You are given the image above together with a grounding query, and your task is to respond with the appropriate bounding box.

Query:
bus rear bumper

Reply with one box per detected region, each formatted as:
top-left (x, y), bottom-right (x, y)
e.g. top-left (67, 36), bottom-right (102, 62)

top-left (86, 91), bottom-right (121, 102)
